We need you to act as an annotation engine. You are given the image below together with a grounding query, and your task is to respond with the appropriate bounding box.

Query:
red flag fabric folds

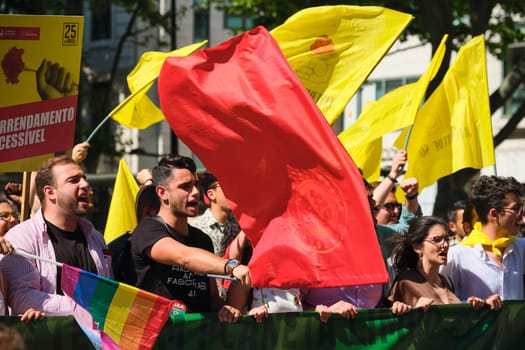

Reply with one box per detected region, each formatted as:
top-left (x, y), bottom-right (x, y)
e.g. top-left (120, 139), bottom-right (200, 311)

top-left (158, 26), bottom-right (387, 288)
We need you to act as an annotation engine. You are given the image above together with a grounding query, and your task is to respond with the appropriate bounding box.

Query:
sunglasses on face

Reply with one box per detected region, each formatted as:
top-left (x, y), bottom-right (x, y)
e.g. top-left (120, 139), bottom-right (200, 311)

top-left (382, 202), bottom-right (401, 211)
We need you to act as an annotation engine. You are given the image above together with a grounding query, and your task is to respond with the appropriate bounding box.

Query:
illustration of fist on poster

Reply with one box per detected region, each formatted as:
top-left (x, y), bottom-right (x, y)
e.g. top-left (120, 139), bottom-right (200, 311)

top-left (0, 15), bottom-right (84, 171)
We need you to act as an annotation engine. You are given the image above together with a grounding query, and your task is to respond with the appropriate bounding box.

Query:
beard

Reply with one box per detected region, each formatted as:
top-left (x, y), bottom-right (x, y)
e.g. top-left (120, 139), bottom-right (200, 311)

top-left (57, 196), bottom-right (89, 217)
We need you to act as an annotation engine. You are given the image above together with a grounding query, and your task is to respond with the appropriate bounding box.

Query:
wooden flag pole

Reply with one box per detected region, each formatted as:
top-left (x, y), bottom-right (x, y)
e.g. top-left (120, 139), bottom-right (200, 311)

top-left (20, 171), bottom-right (32, 222)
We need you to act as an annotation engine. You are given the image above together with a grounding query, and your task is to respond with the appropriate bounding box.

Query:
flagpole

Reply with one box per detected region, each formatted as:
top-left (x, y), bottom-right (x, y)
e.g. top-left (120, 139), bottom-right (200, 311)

top-left (207, 274), bottom-right (237, 281)
top-left (14, 250), bottom-right (237, 280)
top-left (14, 250), bottom-right (63, 267)
top-left (86, 115), bottom-right (111, 143)
top-left (85, 76), bottom-right (157, 143)
top-left (397, 125), bottom-right (413, 172)
top-left (20, 172), bottom-right (32, 222)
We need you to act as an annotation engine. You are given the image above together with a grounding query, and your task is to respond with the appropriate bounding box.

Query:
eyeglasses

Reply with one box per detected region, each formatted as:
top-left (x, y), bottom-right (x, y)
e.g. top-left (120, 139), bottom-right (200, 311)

top-left (382, 202), bottom-right (402, 211)
top-left (500, 204), bottom-right (523, 216)
top-left (424, 235), bottom-right (451, 246)
top-left (0, 211), bottom-right (19, 221)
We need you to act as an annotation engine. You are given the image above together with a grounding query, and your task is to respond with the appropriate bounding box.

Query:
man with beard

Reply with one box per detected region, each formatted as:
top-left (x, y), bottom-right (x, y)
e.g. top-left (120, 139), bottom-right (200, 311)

top-left (442, 175), bottom-right (525, 300)
top-left (131, 155), bottom-right (251, 317)
top-left (1, 155), bottom-right (112, 316)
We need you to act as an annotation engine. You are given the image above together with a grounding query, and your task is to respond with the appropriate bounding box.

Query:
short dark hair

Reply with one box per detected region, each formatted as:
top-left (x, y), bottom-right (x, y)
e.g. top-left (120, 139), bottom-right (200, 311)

top-left (152, 155), bottom-right (197, 186)
top-left (135, 185), bottom-right (160, 222)
top-left (446, 199), bottom-right (469, 222)
top-left (198, 171), bottom-right (218, 199)
top-left (471, 175), bottom-right (523, 224)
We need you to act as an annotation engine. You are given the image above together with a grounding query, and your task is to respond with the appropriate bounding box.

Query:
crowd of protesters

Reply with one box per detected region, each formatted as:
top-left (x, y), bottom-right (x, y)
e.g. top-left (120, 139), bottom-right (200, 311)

top-left (0, 147), bottom-right (523, 330)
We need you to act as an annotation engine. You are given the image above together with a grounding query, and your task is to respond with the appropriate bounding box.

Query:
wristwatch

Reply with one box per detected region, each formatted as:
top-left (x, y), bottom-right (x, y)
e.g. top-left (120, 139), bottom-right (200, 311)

top-left (224, 259), bottom-right (241, 276)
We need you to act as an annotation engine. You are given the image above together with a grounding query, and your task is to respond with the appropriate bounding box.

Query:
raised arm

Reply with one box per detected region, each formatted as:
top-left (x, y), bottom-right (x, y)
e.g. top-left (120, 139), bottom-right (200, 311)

top-left (373, 149), bottom-right (407, 206)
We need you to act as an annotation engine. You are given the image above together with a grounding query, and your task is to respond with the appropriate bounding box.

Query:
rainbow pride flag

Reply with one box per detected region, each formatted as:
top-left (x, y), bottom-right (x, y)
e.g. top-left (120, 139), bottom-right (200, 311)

top-left (61, 264), bottom-right (186, 350)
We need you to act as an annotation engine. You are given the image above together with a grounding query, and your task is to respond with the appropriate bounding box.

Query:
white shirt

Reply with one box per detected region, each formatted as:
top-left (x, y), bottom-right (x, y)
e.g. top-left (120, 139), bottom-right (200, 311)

top-left (189, 209), bottom-right (224, 255)
top-left (251, 288), bottom-right (303, 313)
top-left (441, 238), bottom-right (525, 300)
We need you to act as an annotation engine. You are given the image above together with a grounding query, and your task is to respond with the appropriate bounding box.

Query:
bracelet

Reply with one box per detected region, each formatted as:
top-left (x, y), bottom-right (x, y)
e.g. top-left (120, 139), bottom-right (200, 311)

top-left (143, 178), bottom-right (154, 185)
top-left (406, 192), bottom-right (418, 200)
top-left (224, 259), bottom-right (232, 275)
top-left (386, 175), bottom-right (397, 184)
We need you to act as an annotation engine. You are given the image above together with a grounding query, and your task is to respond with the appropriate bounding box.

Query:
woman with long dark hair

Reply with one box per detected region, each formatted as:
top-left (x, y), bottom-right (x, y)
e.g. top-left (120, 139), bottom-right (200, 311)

top-left (387, 216), bottom-right (502, 314)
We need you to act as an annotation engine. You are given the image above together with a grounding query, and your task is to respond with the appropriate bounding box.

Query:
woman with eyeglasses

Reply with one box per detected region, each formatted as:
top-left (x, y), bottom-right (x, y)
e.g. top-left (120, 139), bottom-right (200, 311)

top-left (386, 216), bottom-right (502, 314)
top-left (0, 198), bottom-right (19, 237)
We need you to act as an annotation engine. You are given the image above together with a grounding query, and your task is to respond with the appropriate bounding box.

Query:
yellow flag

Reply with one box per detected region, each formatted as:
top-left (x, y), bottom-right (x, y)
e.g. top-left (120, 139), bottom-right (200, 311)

top-left (338, 35), bottom-right (446, 180)
top-left (271, 6), bottom-right (413, 124)
top-left (339, 35), bottom-right (448, 147)
top-left (110, 41), bottom-right (207, 129)
top-left (342, 137), bottom-right (383, 181)
top-left (394, 35), bottom-right (495, 190)
top-left (104, 159), bottom-right (140, 243)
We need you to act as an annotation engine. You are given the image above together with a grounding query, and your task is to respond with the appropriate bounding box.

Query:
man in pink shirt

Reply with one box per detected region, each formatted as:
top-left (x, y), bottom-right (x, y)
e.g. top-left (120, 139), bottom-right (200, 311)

top-left (1, 155), bottom-right (112, 315)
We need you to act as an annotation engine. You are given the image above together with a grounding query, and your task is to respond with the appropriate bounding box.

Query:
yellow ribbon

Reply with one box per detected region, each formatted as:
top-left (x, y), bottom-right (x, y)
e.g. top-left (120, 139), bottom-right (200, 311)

top-left (460, 228), bottom-right (515, 257)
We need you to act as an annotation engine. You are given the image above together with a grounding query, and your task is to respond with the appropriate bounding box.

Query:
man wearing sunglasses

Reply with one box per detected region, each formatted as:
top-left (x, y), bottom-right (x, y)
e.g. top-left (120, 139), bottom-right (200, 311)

top-left (442, 175), bottom-right (525, 301)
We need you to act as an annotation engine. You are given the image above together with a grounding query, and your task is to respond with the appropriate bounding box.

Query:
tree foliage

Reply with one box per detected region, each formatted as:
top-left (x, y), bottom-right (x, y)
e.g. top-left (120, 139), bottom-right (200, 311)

top-left (216, 0), bottom-right (525, 56)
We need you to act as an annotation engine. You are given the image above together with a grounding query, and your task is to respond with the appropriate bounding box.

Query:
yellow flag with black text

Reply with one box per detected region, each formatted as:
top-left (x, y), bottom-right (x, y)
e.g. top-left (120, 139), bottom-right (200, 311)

top-left (271, 6), bottom-right (413, 125)
top-left (104, 159), bottom-right (140, 243)
top-left (338, 36), bottom-right (447, 179)
top-left (395, 35), bottom-right (494, 190)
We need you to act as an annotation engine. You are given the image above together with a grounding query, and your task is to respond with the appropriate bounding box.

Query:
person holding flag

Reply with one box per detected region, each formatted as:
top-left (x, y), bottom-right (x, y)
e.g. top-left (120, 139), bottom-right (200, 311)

top-left (130, 155), bottom-right (251, 317)
top-left (0, 155), bottom-right (113, 316)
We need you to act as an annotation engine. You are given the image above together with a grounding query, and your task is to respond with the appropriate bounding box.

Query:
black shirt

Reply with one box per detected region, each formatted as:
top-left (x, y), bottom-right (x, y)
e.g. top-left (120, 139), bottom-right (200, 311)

top-left (45, 219), bottom-right (97, 295)
top-left (108, 231), bottom-right (136, 285)
top-left (131, 216), bottom-right (214, 313)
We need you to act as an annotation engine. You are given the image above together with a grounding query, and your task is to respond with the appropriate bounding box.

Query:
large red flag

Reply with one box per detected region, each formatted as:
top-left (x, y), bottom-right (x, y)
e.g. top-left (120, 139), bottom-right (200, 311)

top-left (158, 26), bottom-right (387, 288)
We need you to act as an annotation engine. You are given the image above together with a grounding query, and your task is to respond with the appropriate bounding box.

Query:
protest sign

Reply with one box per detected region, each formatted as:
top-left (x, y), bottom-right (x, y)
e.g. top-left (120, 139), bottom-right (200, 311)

top-left (0, 15), bottom-right (83, 171)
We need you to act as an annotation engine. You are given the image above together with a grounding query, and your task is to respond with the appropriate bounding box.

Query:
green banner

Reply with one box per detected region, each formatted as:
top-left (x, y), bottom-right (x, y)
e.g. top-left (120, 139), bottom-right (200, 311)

top-left (2, 302), bottom-right (525, 349)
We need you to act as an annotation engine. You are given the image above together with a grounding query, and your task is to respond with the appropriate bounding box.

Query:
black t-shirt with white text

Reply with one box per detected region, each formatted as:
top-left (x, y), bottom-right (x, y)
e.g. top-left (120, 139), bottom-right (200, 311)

top-left (131, 217), bottom-right (214, 313)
